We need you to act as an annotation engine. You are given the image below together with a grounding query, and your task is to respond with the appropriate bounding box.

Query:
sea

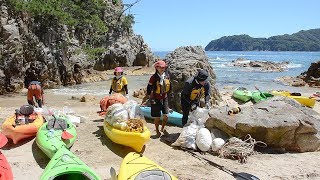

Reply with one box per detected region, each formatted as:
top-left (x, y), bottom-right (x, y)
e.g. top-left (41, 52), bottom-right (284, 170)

top-left (156, 51), bottom-right (320, 92)
top-left (50, 51), bottom-right (320, 96)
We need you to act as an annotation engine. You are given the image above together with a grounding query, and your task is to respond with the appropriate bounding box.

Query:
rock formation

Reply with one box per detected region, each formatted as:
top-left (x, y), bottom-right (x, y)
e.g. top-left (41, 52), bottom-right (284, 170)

top-left (165, 46), bottom-right (222, 111)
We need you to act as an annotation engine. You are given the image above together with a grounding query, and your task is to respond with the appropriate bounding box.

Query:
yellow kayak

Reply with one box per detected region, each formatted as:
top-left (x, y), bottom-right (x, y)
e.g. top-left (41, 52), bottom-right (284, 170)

top-left (103, 121), bottom-right (150, 152)
top-left (271, 90), bottom-right (316, 108)
top-left (117, 152), bottom-right (178, 180)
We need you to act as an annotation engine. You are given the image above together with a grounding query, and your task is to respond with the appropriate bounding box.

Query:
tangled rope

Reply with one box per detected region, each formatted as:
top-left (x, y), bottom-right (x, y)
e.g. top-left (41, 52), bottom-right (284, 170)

top-left (218, 134), bottom-right (267, 163)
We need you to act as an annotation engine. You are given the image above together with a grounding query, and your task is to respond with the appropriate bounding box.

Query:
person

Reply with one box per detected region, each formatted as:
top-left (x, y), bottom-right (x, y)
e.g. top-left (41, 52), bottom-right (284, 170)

top-left (27, 81), bottom-right (44, 108)
top-left (109, 67), bottom-right (129, 98)
top-left (180, 69), bottom-right (211, 126)
top-left (147, 60), bottom-right (172, 137)
top-left (24, 61), bottom-right (40, 88)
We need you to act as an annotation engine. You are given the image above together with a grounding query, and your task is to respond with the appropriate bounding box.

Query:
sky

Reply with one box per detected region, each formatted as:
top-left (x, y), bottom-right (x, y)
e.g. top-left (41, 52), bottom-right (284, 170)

top-left (123, 0), bottom-right (320, 51)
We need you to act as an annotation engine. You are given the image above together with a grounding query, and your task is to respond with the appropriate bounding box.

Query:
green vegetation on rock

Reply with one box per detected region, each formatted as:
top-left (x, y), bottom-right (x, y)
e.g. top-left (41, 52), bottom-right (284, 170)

top-left (9, 0), bottom-right (108, 33)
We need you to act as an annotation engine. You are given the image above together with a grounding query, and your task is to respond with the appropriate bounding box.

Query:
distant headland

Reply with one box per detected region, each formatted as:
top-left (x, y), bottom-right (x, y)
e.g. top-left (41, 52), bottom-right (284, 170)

top-left (205, 28), bottom-right (320, 51)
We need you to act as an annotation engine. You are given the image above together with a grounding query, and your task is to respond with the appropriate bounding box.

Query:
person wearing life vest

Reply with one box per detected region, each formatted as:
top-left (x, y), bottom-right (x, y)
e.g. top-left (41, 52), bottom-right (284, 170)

top-left (109, 67), bottom-right (129, 98)
top-left (181, 69), bottom-right (211, 126)
top-left (27, 81), bottom-right (44, 108)
top-left (147, 60), bottom-right (172, 137)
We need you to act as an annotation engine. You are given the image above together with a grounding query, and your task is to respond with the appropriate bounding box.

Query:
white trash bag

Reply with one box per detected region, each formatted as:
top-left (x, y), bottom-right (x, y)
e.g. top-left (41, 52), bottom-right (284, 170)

top-left (211, 138), bottom-right (226, 152)
top-left (105, 103), bottom-right (129, 125)
top-left (123, 100), bottom-right (145, 119)
top-left (196, 128), bottom-right (212, 152)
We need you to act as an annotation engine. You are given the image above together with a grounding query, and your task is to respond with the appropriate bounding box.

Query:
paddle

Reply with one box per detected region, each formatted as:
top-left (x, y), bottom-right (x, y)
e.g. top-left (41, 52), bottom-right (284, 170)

top-left (0, 133), bottom-right (8, 148)
top-left (52, 115), bottom-right (74, 140)
top-left (254, 86), bottom-right (266, 99)
top-left (185, 149), bottom-right (260, 180)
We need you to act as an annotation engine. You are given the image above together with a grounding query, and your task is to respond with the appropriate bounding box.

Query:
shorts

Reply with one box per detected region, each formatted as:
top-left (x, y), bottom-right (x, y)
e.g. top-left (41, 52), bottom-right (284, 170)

top-left (151, 98), bottom-right (169, 118)
top-left (27, 84), bottom-right (42, 101)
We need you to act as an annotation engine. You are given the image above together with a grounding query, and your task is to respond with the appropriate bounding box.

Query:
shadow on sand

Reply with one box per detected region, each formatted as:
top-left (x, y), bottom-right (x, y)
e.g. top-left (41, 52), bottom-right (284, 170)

top-left (1, 136), bottom-right (35, 150)
top-left (92, 124), bottom-right (133, 158)
top-left (31, 140), bottom-right (50, 169)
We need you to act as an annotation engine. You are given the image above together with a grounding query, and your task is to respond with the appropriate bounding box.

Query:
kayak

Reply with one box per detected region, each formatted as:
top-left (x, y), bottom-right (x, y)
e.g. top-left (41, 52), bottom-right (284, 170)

top-left (36, 115), bottom-right (77, 158)
top-left (0, 152), bottom-right (13, 180)
top-left (271, 90), bottom-right (316, 108)
top-left (233, 87), bottom-right (252, 102)
top-left (140, 106), bottom-right (183, 127)
top-left (2, 112), bottom-right (44, 144)
top-left (251, 91), bottom-right (274, 103)
top-left (103, 121), bottom-right (150, 152)
top-left (40, 146), bottom-right (100, 180)
top-left (117, 152), bottom-right (177, 180)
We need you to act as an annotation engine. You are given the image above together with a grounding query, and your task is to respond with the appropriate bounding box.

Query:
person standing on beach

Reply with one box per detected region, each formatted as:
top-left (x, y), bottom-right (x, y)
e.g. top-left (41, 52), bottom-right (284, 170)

top-left (109, 67), bottom-right (129, 98)
top-left (147, 60), bottom-right (172, 137)
top-left (27, 81), bottom-right (44, 108)
top-left (181, 69), bottom-right (211, 126)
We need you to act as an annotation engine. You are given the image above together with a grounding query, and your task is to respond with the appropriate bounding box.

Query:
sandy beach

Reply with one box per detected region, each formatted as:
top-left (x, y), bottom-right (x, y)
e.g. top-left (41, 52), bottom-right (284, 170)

top-left (1, 75), bottom-right (320, 180)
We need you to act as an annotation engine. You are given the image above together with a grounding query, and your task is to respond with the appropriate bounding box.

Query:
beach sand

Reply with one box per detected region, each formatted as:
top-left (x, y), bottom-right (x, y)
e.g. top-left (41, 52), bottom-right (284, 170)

top-left (1, 76), bottom-right (320, 180)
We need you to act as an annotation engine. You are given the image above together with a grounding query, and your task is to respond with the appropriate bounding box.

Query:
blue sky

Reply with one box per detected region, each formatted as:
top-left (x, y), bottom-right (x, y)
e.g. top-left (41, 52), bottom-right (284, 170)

top-left (123, 0), bottom-right (320, 51)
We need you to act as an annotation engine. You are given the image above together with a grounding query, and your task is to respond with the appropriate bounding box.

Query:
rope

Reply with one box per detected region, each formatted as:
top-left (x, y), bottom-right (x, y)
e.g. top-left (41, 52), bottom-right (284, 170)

top-left (218, 134), bottom-right (267, 163)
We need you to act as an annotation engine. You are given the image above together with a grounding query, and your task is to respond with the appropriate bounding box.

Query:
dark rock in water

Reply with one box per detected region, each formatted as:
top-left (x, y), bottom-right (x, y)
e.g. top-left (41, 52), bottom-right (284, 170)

top-left (230, 58), bottom-right (289, 72)
top-left (298, 61), bottom-right (320, 87)
top-left (206, 96), bottom-right (320, 152)
top-left (165, 46), bottom-right (222, 111)
top-left (277, 61), bottom-right (320, 87)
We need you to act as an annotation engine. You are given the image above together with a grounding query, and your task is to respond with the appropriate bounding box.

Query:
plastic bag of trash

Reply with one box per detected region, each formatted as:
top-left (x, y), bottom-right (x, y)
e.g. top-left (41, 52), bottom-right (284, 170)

top-left (105, 103), bottom-right (128, 125)
top-left (123, 100), bottom-right (145, 120)
top-left (188, 107), bottom-right (209, 125)
top-left (172, 119), bottom-right (202, 150)
top-left (196, 128), bottom-right (212, 152)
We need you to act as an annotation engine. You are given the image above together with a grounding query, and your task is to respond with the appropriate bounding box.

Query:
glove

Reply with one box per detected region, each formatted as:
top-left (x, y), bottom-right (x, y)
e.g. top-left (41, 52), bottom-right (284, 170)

top-left (205, 102), bottom-right (211, 110)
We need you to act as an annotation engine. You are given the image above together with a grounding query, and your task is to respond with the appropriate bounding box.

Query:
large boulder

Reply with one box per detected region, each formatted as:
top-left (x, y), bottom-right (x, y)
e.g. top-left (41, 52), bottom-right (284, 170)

top-left (205, 96), bottom-right (320, 152)
top-left (165, 46), bottom-right (221, 111)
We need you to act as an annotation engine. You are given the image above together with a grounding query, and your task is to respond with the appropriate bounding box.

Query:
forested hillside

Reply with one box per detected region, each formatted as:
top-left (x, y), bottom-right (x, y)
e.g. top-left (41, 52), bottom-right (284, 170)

top-left (205, 29), bottom-right (320, 51)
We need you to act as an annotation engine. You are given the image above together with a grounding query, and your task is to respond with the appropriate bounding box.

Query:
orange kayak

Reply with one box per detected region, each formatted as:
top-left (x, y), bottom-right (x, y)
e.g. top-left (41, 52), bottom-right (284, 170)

top-left (0, 152), bottom-right (13, 180)
top-left (2, 113), bottom-right (44, 144)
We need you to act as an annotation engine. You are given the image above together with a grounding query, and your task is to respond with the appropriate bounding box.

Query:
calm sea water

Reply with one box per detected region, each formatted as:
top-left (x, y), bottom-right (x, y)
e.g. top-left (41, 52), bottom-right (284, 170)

top-left (50, 51), bottom-right (320, 96)
top-left (156, 51), bottom-right (320, 92)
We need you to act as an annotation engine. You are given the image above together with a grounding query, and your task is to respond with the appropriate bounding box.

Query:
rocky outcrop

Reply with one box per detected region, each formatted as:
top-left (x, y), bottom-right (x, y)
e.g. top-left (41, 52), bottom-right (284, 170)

top-left (277, 61), bottom-right (320, 87)
top-left (165, 46), bottom-right (222, 111)
top-left (205, 96), bottom-right (320, 152)
top-left (94, 35), bottom-right (154, 70)
top-left (230, 58), bottom-right (289, 72)
top-left (298, 61), bottom-right (320, 87)
top-left (0, 0), bottom-right (154, 94)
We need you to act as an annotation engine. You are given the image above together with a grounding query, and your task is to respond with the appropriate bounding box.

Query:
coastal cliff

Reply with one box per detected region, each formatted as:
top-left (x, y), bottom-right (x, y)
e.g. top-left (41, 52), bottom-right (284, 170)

top-left (0, 0), bottom-right (154, 94)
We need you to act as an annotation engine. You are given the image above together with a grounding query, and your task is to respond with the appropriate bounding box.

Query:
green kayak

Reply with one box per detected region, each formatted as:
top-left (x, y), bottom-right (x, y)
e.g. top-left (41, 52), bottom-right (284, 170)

top-left (36, 115), bottom-right (77, 158)
top-left (233, 87), bottom-right (252, 102)
top-left (252, 91), bottom-right (274, 103)
top-left (40, 146), bottom-right (100, 180)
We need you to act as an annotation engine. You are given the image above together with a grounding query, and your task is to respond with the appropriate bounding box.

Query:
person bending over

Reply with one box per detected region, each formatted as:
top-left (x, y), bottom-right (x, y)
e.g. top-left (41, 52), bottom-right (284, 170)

top-left (180, 69), bottom-right (211, 126)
